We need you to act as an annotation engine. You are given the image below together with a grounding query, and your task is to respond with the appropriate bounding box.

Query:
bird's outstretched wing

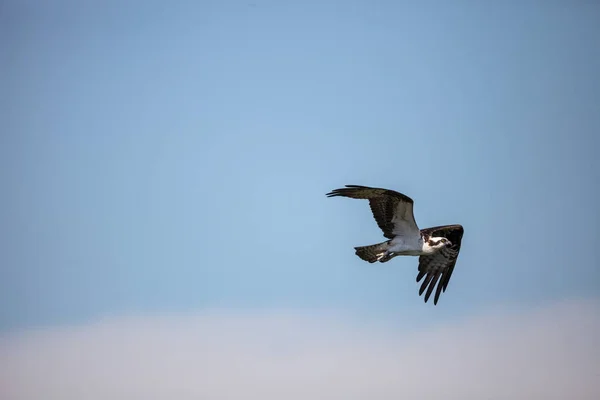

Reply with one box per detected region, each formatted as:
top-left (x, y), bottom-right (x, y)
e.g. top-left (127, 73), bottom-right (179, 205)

top-left (326, 185), bottom-right (419, 239)
top-left (416, 224), bottom-right (464, 305)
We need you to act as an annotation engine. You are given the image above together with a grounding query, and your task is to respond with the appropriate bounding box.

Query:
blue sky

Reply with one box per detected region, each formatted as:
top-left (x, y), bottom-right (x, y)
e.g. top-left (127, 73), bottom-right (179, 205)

top-left (2, 0), bottom-right (600, 334)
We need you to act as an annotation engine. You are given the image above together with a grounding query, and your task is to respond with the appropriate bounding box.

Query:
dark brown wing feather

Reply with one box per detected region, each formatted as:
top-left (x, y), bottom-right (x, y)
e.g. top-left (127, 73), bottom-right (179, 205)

top-left (416, 224), bottom-right (464, 305)
top-left (326, 185), bottom-right (415, 239)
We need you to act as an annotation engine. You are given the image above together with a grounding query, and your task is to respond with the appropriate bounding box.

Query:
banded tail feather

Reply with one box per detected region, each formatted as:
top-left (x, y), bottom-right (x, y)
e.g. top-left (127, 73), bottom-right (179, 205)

top-left (354, 241), bottom-right (392, 263)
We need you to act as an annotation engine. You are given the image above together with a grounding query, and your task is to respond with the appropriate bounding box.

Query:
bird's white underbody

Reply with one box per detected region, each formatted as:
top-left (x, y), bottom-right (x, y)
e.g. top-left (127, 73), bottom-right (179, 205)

top-left (377, 235), bottom-right (449, 261)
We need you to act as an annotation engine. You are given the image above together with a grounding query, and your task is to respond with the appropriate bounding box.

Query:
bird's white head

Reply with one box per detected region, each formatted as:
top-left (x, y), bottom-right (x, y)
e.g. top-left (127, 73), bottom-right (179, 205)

top-left (423, 237), bottom-right (453, 254)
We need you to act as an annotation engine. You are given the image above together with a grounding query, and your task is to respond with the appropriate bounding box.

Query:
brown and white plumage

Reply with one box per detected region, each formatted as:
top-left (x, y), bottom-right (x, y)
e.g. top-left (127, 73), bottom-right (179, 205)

top-left (326, 185), bottom-right (464, 305)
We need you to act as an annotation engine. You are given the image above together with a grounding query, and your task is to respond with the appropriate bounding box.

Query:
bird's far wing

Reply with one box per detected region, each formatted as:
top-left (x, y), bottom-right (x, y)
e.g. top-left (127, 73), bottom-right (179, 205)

top-left (416, 224), bottom-right (464, 305)
top-left (326, 185), bottom-right (418, 239)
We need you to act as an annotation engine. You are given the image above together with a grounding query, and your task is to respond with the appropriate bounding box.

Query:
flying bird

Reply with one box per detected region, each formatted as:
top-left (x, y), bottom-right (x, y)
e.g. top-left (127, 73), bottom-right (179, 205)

top-left (326, 185), bottom-right (464, 305)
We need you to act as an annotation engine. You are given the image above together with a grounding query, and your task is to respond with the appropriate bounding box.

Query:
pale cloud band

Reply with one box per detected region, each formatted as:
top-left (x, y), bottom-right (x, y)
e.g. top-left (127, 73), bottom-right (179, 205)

top-left (1, 299), bottom-right (599, 400)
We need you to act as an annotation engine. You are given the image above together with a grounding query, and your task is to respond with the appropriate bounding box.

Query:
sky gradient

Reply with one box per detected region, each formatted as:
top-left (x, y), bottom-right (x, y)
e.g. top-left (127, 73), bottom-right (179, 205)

top-left (2, 1), bottom-right (599, 398)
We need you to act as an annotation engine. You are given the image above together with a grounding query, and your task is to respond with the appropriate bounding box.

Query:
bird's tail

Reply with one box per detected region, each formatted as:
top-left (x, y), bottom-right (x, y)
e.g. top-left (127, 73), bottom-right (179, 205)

top-left (354, 241), bottom-right (392, 263)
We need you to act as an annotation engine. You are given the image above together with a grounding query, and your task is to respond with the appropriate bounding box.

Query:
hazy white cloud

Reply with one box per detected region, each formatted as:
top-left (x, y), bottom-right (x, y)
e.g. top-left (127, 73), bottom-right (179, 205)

top-left (1, 299), bottom-right (599, 400)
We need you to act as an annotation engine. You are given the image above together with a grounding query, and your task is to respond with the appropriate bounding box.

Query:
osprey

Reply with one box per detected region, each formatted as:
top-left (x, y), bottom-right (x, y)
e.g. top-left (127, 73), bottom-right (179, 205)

top-left (326, 185), bottom-right (464, 305)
